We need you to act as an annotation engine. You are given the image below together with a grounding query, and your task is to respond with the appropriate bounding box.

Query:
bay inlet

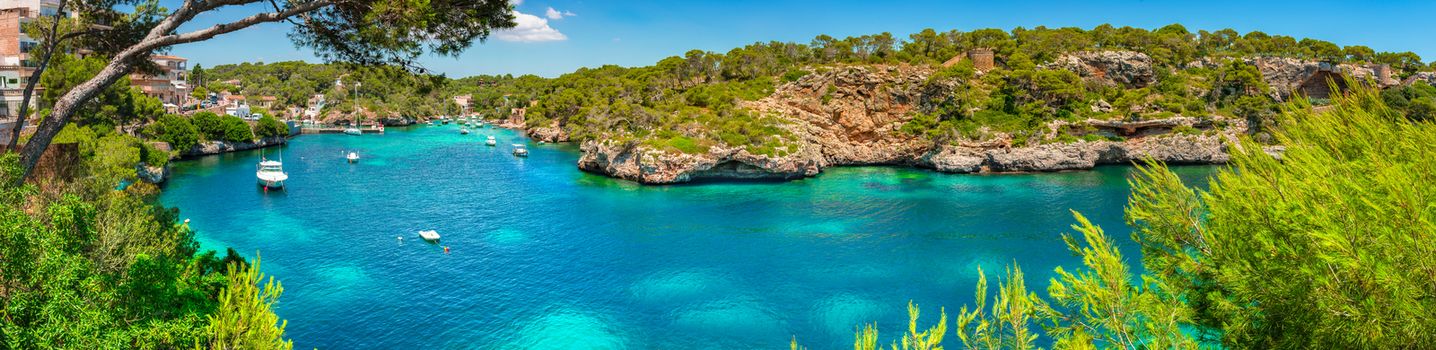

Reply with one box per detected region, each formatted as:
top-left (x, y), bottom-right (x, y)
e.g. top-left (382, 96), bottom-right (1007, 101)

top-left (159, 125), bottom-right (1215, 349)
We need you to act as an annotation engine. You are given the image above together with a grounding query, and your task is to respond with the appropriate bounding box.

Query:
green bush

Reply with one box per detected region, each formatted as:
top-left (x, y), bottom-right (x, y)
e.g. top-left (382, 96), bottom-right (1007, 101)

top-left (218, 115), bottom-right (253, 143)
top-left (252, 116), bottom-right (289, 139)
top-left (192, 111), bottom-right (225, 141)
top-left (139, 142), bottom-right (169, 167)
top-left (143, 114), bottom-right (202, 151)
top-left (1171, 125), bottom-right (1200, 135)
top-left (781, 69), bottom-right (809, 82)
top-left (664, 136), bottom-right (705, 154)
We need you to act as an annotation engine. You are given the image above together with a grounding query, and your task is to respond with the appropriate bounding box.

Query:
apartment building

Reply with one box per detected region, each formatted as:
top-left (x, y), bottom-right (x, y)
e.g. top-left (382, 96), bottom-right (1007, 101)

top-left (128, 54), bottom-right (189, 110)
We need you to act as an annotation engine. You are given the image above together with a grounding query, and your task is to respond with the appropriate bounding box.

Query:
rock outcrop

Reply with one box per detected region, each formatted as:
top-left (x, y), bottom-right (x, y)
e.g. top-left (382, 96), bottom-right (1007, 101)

top-left (136, 163), bottom-right (169, 184)
top-left (1189, 57), bottom-right (1398, 100)
top-left (181, 136), bottom-right (288, 158)
top-left (571, 61), bottom-right (1246, 184)
top-left (576, 141), bottom-right (819, 184)
top-left (1405, 72), bottom-right (1436, 86)
top-left (1046, 51), bottom-right (1156, 87)
top-left (377, 116), bottom-right (419, 126)
top-left (527, 120), bottom-right (570, 143)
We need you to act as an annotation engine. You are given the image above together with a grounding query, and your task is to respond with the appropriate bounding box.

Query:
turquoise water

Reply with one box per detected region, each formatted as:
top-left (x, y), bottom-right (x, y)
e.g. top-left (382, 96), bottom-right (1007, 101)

top-left (159, 125), bottom-right (1215, 349)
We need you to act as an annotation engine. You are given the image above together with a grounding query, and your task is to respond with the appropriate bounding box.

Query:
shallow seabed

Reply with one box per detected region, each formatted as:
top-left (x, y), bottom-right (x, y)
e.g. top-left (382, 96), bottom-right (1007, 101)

top-left (160, 125), bottom-right (1215, 349)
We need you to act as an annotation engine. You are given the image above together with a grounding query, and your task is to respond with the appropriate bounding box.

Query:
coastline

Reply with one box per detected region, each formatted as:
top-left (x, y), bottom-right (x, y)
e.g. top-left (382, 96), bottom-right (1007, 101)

top-left (492, 118), bottom-right (1241, 185)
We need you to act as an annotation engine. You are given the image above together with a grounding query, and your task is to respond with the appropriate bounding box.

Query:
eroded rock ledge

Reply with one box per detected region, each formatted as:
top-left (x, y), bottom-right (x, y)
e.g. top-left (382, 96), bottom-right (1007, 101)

top-left (576, 133), bottom-right (1231, 184)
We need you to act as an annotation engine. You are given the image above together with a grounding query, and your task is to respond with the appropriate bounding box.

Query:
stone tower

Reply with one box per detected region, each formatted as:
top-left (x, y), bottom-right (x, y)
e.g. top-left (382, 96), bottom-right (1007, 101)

top-left (968, 48), bottom-right (995, 71)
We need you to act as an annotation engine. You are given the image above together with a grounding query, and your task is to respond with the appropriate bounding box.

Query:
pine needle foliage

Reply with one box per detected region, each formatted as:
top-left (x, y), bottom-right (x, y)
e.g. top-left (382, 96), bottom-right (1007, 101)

top-left (851, 302), bottom-right (948, 350)
top-left (1127, 82), bottom-right (1436, 348)
top-left (198, 256), bottom-right (292, 350)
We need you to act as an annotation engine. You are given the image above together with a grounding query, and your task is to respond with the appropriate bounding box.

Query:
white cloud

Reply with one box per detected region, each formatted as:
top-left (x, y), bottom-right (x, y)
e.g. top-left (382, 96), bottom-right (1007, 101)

top-left (495, 11), bottom-right (567, 42)
top-left (509, 0), bottom-right (523, 6)
top-left (545, 7), bottom-right (575, 20)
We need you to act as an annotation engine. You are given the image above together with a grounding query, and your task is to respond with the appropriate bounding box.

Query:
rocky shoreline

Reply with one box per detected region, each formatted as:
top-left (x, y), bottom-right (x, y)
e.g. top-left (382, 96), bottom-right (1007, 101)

top-left (572, 132), bottom-right (1235, 184)
top-left (180, 136), bottom-right (289, 158)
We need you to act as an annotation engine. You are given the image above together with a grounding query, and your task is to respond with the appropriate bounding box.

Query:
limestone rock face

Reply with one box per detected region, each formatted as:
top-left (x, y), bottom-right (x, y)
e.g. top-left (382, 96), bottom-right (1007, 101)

top-left (377, 116), bottom-right (418, 126)
top-left (1046, 51), bottom-right (1156, 88)
top-left (576, 141), bottom-right (819, 184)
top-left (921, 134), bottom-right (1229, 174)
top-left (1405, 72), bottom-right (1436, 86)
top-left (527, 120), bottom-right (570, 142)
top-left (1191, 57), bottom-right (1397, 100)
top-left (743, 65), bottom-right (939, 167)
top-left (182, 136), bottom-right (288, 158)
top-left (1248, 57), bottom-right (1322, 100)
top-left (572, 65), bottom-right (1242, 184)
top-left (136, 163), bottom-right (169, 184)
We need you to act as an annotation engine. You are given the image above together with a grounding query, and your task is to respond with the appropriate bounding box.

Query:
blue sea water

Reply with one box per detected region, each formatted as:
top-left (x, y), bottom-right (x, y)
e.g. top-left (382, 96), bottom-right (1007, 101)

top-left (159, 125), bottom-right (1216, 349)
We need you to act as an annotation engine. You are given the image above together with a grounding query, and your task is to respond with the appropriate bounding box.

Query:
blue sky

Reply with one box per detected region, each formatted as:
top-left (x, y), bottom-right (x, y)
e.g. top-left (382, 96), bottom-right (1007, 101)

top-left (170, 0), bottom-right (1436, 78)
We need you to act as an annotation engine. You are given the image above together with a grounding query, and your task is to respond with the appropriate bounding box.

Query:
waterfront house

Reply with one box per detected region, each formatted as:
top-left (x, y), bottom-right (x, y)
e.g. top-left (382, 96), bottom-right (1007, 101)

top-left (129, 54), bottom-right (189, 107)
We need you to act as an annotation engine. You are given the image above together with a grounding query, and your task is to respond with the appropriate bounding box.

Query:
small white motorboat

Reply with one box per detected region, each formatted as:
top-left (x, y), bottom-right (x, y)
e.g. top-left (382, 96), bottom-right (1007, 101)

top-left (256, 159), bottom-right (288, 189)
top-left (343, 127), bottom-right (362, 136)
top-left (512, 144), bottom-right (528, 157)
top-left (485, 136), bottom-right (496, 146)
top-left (460, 128), bottom-right (470, 135)
top-left (418, 230), bottom-right (441, 242)
top-left (346, 152), bottom-right (359, 163)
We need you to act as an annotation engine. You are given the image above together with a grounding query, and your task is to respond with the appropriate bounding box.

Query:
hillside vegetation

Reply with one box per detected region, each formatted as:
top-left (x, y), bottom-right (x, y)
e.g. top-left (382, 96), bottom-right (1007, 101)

top-left (206, 25), bottom-right (1436, 156)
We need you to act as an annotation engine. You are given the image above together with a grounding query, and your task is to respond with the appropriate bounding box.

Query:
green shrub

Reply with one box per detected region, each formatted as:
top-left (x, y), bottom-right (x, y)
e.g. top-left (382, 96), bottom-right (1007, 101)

top-left (93, 133), bottom-right (142, 182)
top-left (143, 114), bottom-right (202, 151)
top-left (192, 111), bottom-right (225, 141)
top-left (781, 69), bottom-right (809, 82)
top-left (1171, 125), bottom-right (1200, 135)
top-left (252, 116), bottom-right (289, 139)
top-left (218, 115), bottom-right (253, 143)
top-left (664, 136), bottom-right (705, 154)
top-left (140, 142), bottom-right (169, 167)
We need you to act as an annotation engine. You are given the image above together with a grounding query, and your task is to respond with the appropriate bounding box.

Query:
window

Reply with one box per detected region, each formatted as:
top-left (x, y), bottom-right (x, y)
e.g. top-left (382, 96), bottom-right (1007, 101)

top-left (19, 41), bottom-right (37, 54)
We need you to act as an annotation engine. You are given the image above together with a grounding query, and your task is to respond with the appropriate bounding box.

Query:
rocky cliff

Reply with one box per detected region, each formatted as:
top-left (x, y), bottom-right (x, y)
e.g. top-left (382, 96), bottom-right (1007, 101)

top-left (1188, 57), bottom-right (1399, 100)
top-left (527, 120), bottom-right (570, 143)
top-left (570, 63), bottom-right (1246, 184)
top-left (1046, 51), bottom-right (1156, 88)
top-left (181, 136), bottom-right (288, 158)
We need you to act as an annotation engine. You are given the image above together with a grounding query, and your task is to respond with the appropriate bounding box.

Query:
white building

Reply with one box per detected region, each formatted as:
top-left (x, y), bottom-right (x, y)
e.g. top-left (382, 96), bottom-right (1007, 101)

top-left (304, 94), bottom-right (324, 119)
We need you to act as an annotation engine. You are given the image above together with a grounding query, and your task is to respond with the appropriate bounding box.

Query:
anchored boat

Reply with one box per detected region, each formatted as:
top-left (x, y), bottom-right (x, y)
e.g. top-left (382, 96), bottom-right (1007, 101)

top-left (256, 159), bottom-right (289, 189)
top-left (418, 229), bottom-right (441, 242)
top-left (512, 144), bottom-right (528, 157)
